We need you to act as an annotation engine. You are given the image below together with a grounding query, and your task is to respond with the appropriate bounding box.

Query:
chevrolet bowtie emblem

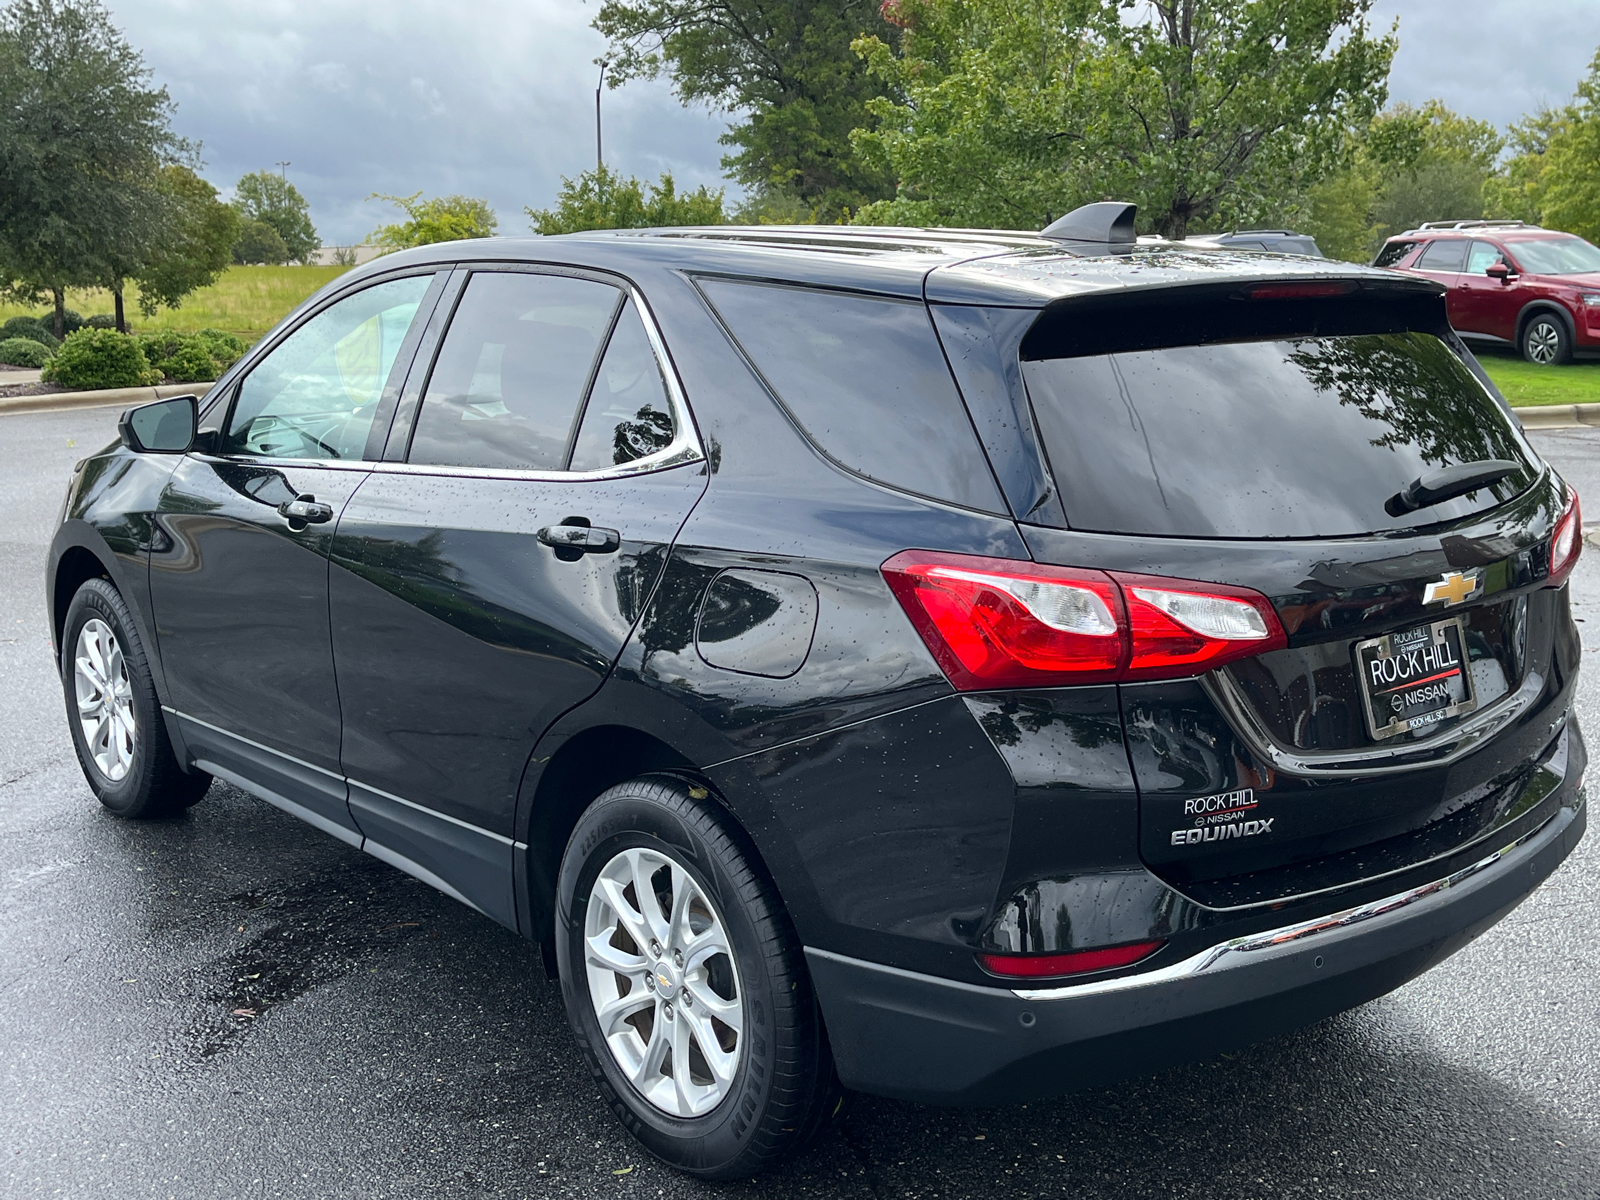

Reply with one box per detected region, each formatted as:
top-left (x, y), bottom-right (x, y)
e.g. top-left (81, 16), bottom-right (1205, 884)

top-left (1423, 570), bottom-right (1482, 607)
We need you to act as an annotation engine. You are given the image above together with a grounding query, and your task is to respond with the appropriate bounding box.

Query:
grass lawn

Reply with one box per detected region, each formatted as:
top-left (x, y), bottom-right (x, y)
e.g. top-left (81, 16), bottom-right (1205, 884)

top-left (0, 264), bottom-right (354, 345)
top-left (1476, 349), bottom-right (1600, 407)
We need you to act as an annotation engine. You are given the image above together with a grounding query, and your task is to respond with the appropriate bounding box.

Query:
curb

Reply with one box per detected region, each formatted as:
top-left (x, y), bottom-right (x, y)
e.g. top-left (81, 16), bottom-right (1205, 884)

top-left (1512, 402), bottom-right (1600, 430)
top-left (0, 381), bottom-right (214, 418)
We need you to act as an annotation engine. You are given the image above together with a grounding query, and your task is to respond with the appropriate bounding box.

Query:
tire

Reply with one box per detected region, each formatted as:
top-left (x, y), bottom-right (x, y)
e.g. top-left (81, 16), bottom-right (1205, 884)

top-left (555, 774), bottom-right (840, 1179)
top-left (1521, 312), bottom-right (1572, 365)
top-left (60, 577), bottom-right (211, 817)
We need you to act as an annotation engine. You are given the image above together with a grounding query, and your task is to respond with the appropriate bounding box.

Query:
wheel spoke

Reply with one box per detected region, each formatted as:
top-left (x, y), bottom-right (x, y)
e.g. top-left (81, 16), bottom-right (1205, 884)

top-left (630, 1007), bottom-right (669, 1086)
top-left (594, 986), bottom-right (654, 1035)
top-left (684, 977), bottom-right (741, 1030)
top-left (681, 1004), bottom-right (738, 1084)
top-left (667, 863), bottom-right (694, 949)
top-left (594, 876), bottom-right (652, 953)
top-left (681, 924), bottom-right (730, 972)
top-left (626, 849), bottom-right (671, 945)
top-left (585, 928), bottom-right (645, 975)
top-left (670, 1008), bottom-right (695, 1112)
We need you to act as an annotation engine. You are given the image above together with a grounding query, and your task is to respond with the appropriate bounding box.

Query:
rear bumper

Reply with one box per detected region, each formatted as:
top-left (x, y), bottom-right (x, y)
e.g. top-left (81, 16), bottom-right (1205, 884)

top-left (807, 797), bottom-right (1585, 1106)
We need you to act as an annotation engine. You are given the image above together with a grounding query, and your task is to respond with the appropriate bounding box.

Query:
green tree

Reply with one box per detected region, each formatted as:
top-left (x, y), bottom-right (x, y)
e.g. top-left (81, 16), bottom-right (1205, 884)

top-left (0, 0), bottom-right (191, 337)
top-left (232, 220), bottom-right (290, 265)
top-left (232, 171), bottom-right (320, 262)
top-left (118, 166), bottom-right (239, 328)
top-left (851, 0), bottom-right (1395, 239)
top-left (593, 0), bottom-right (898, 220)
top-left (1486, 49), bottom-right (1600, 242)
top-left (528, 166), bottom-right (727, 233)
top-left (366, 192), bottom-right (499, 250)
top-left (1301, 100), bottom-right (1503, 261)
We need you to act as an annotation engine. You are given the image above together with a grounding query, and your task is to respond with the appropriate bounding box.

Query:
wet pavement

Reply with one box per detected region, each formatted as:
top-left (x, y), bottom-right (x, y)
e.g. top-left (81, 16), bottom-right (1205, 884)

top-left (2, 406), bottom-right (1598, 1199)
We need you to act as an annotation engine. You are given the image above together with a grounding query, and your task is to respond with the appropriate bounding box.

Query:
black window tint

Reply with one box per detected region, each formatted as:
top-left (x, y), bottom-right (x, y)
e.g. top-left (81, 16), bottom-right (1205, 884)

top-left (569, 299), bottom-right (676, 471)
top-left (1022, 333), bottom-right (1535, 538)
top-left (1372, 241), bottom-right (1416, 268)
top-left (1417, 239), bottom-right (1468, 272)
top-left (409, 272), bottom-right (621, 470)
top-left (699, 279), bottom-right (1002, 513)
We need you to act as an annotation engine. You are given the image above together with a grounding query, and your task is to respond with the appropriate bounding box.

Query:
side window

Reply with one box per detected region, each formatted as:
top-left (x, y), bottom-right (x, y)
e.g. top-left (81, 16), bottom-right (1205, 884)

top-left (568, 299), bottom-right (677, 471)
top-left (1372, 241), bottom-right (1415, 268)
top-left (225, 275), bottom-right (433, 460)
top-left (1466, 241), bottom-right (1503, 274)
top-left (697, 279), bottom-right (1003, 513)
top-left (408, 272), bottom-right (621, 471)
top-left (1417, 239), bottom-right (1468, 273)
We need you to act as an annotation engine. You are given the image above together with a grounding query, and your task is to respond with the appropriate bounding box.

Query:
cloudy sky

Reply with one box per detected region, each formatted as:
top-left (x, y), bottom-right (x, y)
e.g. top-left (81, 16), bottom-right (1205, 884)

top-left (109, 0), bottom-right (1600, 245)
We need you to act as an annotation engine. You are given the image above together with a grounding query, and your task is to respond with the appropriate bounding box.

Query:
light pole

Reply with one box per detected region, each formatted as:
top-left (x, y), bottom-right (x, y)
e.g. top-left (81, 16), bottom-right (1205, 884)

top-left (275, 160), bottom-right (290, 178)
top-left (595, 59), bottom-right (609, 172)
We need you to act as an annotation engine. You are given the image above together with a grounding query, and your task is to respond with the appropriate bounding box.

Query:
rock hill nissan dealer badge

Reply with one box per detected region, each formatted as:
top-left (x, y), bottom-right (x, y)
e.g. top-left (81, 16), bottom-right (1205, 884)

top-left (1354, 615), bottom-right (1479, 740)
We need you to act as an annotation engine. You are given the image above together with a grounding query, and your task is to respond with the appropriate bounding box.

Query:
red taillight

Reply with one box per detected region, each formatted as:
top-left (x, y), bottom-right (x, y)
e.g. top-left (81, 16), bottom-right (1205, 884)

top-left (1549, 488), bottom-right (1582, 586)
top-left (881, 551), bottom-right (1287, 690)
top-left (979, 940), bottom-right (1164, 979)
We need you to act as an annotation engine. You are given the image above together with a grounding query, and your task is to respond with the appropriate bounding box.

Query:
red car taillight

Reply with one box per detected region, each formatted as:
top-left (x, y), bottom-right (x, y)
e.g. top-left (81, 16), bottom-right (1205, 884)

top-left (979, 940), bottom-right (1165, 980)
top-left (1549, 488), bottom-right (1582, 586)
top-left (881, 551), bottom-right (1287, 690)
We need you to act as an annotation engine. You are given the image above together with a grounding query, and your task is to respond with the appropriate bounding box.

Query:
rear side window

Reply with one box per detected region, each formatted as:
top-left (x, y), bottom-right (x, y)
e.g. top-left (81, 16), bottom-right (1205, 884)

top-left (410, 272), bottom-right (621, 471)
top-left (1022, 332), bottom-right (1536, 538)
top-left (1372, 241), bottom-right (1415, 268)
top-left (1416, 239), bottom-right (1468, 272)
top-left (698, 279), bottom-right (1002, 513)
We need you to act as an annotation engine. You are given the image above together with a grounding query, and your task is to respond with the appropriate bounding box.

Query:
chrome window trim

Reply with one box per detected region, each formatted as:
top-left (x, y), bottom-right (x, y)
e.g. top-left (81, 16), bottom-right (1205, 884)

top-left (199, 280), bottom-right (704, 483)
top-left (1011, 809), bottom-right (1564, 1002)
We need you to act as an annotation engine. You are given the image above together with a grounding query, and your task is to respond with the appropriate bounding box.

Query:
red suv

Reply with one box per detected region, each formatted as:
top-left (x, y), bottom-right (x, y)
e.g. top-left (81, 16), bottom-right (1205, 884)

top-left (1374, 221), bottom-right (1600, 364)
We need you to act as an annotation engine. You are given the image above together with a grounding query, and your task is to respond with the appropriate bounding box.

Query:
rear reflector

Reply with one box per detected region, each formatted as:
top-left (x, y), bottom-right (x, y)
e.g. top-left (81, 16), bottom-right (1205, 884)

top-left (980, 940), bottom-right (1164, 979)
top-left (1549, 488), bottom-right (1582, 586)
top-left (882, 551), bottom-right (1287, 689)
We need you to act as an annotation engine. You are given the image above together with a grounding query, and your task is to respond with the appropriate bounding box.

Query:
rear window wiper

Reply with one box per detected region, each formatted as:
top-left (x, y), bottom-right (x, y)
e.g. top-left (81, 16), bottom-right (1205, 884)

top-left (1386, 459), bottom-right (1521, 517)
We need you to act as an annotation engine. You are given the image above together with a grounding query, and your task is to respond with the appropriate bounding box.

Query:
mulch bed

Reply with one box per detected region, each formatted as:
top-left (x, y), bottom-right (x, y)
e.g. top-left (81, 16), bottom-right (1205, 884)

top-left (0, 381), bottom-right (70, 399)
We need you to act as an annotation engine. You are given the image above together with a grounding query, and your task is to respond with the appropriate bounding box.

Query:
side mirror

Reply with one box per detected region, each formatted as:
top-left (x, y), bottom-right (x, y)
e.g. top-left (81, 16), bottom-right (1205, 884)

top-left (119, 394), bottom-right (198, 454)
top-left (1486, 262), bottom-right (1512, 283)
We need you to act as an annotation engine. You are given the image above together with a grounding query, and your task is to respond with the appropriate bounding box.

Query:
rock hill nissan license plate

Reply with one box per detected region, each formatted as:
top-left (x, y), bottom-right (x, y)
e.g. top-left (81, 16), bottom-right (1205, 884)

top-left (1355, 616), bottom-right (1479, 740)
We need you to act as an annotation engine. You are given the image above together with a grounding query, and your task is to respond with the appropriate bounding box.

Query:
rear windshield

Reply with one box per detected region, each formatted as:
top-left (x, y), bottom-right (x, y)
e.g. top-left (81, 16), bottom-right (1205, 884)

top-left (1021, 332), bottom-right (1536, 538)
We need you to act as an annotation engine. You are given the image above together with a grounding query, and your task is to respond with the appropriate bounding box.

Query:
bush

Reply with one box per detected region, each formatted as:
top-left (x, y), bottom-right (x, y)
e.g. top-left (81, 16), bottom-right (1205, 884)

top-left (35, 309), bottom-right (85, 335)
top-left (0, 337), bottom-right (54, 367)
top-left (138, 331), bottom-right (224, 382)
top-left (85, 314), bottom-right (119, 330)
top-left (1, 316), bottom-right (59, 348)
top-left (41, 329), bottom-right (161, 389)
top-left (196, 327), bottom-right (247, 369)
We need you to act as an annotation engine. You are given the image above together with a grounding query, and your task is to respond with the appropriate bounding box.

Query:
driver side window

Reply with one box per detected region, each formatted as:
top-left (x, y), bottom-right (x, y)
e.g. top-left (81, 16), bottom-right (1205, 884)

top-left (1466, 241), bottom-right (1503, 275)
top-left (224, 274), bottom-right (434, 460)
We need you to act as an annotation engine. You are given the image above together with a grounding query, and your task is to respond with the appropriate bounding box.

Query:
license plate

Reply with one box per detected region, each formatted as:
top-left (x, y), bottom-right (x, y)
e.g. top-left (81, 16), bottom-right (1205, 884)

top-left (1354, 617), bottom-right (1478, 740)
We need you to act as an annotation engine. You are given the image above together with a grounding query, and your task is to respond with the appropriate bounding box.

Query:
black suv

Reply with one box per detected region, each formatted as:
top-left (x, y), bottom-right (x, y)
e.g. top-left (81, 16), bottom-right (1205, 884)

top-left (48, 204), bottom-right (1586, 1179)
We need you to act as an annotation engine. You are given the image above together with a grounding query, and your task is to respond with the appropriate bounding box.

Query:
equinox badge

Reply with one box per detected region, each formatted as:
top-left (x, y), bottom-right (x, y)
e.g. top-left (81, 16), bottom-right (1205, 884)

top-left (1423, 570), bottom-right (1482, 607)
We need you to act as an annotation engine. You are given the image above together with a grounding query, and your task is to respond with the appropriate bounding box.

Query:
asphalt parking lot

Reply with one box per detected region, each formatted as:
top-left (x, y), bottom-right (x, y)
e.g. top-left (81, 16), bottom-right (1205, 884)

top-left (2, 404), bottom-right (1598, 1200)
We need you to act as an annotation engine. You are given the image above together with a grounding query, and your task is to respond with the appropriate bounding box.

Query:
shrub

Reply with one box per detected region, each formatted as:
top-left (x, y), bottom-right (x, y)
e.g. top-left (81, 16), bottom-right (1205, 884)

top-left (0, 337), bottom-right (54, 368)
top-left (1, 316), bottom-right (59, 348)
top-left (41, 329), bottom-right (161, 389)
top-left (85, 314), bottom-right (119, 330)
top-left (35, 309), bottom-right (85, 335)
top-left (138, 331), bottom-right (224, 382)
top-left (196, 327), bottom-right (247, 369)
top-left (233, 218), bottom-right (290, 265)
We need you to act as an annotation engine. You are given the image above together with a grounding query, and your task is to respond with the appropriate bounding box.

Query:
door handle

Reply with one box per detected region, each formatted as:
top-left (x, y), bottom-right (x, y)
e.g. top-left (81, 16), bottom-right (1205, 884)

top-left (278, 496), bottom-right (334, 524)
top-left (537, 523), bottom-right (621, 554)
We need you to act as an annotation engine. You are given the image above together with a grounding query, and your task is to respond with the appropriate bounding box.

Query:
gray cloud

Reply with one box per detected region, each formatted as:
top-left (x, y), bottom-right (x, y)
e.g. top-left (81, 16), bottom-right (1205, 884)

top-left (111, 0), bottom-right (1599, 244)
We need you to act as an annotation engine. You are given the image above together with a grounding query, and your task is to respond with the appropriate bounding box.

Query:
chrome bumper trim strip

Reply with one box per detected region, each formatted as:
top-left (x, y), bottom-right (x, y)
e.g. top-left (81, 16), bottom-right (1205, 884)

top-left (1013, 813), bottom-right (1559, 1001)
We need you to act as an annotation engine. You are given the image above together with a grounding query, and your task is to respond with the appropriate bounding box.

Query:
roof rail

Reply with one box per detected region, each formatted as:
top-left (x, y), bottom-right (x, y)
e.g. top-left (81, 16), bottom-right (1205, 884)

top-left (1414, 219), bottom-right (1538, 232)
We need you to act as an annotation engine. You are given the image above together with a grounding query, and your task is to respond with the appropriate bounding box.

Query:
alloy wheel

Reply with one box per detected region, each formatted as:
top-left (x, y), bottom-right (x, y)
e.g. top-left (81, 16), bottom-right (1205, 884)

top-left (73, 618), bottom-right (136, 782)
top-left (584, 846), bottom-right (744, 1117)
top-left (1526, 320), bottom-right (1562, 364)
